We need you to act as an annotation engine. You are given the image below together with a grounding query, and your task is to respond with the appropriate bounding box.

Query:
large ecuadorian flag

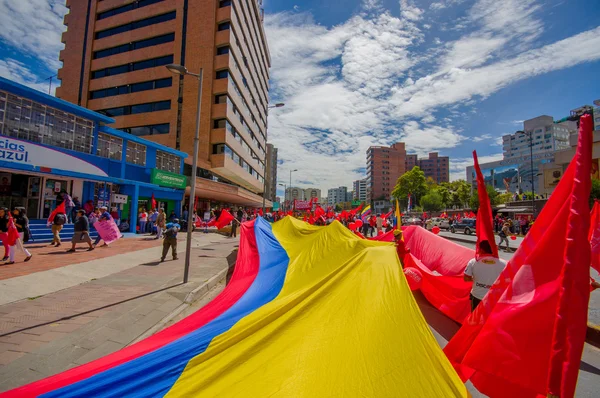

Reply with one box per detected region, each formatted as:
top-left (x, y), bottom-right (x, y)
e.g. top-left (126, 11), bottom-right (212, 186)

top-left (5, 217), bottom-right (467, 397)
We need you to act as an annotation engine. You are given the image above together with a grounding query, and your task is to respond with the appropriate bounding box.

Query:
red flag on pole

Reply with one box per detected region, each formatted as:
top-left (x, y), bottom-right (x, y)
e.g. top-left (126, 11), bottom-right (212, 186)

top-left (215, 209), bottom-right (235, 229)
top-left (47, 202), bottom-right (66, 224)
top-left (151, 193), bottom-right (157, 210)
top-left (473, 150), bottom-right (499, 260)
top-left (444, 114), bottom-right (593, 398)
top-left (547, 114), bottom-right (593, 398)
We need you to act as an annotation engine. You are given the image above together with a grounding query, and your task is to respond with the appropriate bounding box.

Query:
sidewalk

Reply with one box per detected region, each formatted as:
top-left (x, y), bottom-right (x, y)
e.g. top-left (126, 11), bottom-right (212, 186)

top-left (0, 232), bottom-right (239, 392)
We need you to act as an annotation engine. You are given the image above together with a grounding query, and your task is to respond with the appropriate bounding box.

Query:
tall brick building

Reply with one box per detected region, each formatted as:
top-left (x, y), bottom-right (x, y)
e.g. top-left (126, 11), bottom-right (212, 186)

top-left (57, 0), bottom-right (271, 208)
top-left (416, 152), bottom-right (449, 184)
top-left (366, 143), bottom-right (407, 203)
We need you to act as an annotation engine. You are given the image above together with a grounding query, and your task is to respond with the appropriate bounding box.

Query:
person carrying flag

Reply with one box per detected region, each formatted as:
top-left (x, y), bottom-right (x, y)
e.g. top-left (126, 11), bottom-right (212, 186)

top-left (463, 240), bottom-right (506, 311)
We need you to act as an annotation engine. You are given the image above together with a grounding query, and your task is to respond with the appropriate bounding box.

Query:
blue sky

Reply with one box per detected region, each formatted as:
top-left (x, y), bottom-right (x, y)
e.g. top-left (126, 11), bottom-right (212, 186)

top-left (0, 0), bottom-right (599, 194)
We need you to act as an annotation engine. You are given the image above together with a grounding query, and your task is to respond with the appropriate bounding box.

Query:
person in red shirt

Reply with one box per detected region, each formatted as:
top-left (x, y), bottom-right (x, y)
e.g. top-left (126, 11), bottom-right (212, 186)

top-left (368, 215), bottom-right (377, 237)
top-left (394, 229), bottom-right (409, 267)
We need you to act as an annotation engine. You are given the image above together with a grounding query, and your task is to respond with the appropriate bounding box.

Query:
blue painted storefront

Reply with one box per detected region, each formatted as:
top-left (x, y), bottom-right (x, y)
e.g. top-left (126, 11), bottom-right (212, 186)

top-left (0, 77), bottom-right (188, 236)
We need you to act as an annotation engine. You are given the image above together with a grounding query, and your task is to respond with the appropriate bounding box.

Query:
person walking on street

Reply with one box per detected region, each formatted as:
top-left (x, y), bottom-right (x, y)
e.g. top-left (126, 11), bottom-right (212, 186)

top-left (230, 216), bottom-right (240, 238)
top-left (463, 240), bottom-right (507, 311)
top-left (50, 210), bottom-right (67, 247)
top-left (155, 208), bottom-right (166, 240)
top-left (93, 206), bottom-right (113, 247)
top-left (7, 207), bottom-right (32, 264)
top-left (161, 218), bottom-right (180, 262)
top-left (149, 209), bottom-right (158, 235)
top-left (67, 210), bottom-right (94, 252)
top-left (0, 208), bottom-right (10, 261)
top-left (376, 214), bottom-right (383, 235)
top-left (61, 192), bottom-right (75, 223)
top-left (138, 208), bottom-right (148, 234)
top-left (498, 222), bottom-right (512, 252)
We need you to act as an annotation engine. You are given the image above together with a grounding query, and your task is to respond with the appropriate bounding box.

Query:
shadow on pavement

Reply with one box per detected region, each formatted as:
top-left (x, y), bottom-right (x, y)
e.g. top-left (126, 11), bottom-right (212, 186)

top-left (0, 283), bottom-right (183, 338)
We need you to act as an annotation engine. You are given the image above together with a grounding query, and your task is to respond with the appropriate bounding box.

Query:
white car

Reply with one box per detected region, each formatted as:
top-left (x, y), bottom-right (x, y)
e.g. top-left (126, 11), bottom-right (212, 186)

top-left (425, 217), bottom-right (450, 231)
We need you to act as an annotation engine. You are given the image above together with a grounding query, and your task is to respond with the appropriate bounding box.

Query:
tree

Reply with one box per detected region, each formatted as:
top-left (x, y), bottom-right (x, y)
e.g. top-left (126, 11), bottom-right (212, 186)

top-left (455, 180), bottom-right (472, 208)
top-left (469, 185), bottom-right (499, 210)
top-left (420, 190), bottom-right (443, 212)
top-left (392, 166), bottom-right (428, 202)
top-left (496, 193), bottom-right (513, 205)
top-left (335, 204), bottom-right (342, 212)
top-left (436, 186), bottom-right (451, 209)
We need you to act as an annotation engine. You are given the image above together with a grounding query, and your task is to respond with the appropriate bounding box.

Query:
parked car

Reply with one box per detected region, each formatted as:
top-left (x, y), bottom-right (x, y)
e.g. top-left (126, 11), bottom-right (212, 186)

top-left (405, 217), bottom-right (423, 227)
top-left (425, 217), bottom-right (451, 231)
top-left (450, 218), bottom-right (476, 235)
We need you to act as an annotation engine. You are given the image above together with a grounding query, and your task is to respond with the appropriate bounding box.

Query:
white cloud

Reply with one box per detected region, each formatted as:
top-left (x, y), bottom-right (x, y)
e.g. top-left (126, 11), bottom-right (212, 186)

top-left (399, 0), bottom-right (423, 22)
top-left (265, 1), bottom-right (600, 192)
top-left (430, 0), bottom-right (466, 11)
top-left (472, 134), bottom-right (492, 142)
top-left (0, 59), bottom-right (55, 94)
top-left (449, 153), bottom-right (504, 181)
top-left (0, 0), bottom-right (66, 71)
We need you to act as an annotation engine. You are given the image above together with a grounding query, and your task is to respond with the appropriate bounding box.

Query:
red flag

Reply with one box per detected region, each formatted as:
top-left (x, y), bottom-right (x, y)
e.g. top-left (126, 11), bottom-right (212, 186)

top-left (589, 200), bottom-right (600, 273)
top-left (215, 209), bottom-right (235, 229)
top-left (547, 114), bottom-right (593, 398)
top-left (151, 194), bottom-right (157, 210)
top-left (7, 215), bottom-right (19, 246)
top-left (258, 208), bottom-right (263, 217)
top-left (473, 151), bottom-right (499, 260)
top-left (444, 115), bottom-right (593, 398)
top-left (314, 205), bottom-right (325, 218)
top-left (47, 202), bottom-right (66, 224)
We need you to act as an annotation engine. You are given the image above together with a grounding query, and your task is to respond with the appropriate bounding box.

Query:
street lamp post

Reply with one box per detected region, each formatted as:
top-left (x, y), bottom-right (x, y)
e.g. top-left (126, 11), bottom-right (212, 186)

top-left (279, 183), bottom-right (287, 212)
top-left (289, 169), bottom-right (297, 213)
top-left (166, 64), bottom-right (203, 284)
top-left (516, 130), bottom-right (536, 219)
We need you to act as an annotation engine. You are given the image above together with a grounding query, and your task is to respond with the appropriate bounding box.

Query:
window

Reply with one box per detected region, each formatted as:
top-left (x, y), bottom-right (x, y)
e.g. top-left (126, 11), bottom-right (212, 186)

top-left (97, 132), bottom-right (123, 160)
top-left (97, 0), bottom-right (165, 20)
top-left (91, 55), bottom-right (174, 79)
top-left (218, 22), bottom-right (231, 31)
top-left (93, 33), bottom-right (175, 59)
top-left (0, 90), bottom-right (94, 154)
top-left (219, 0), bottom-right (232, 7)
top-left (130, 103), bottom-right (153, 114)
top-left (154, 78), bottom-right (172, 89)
top-left (156, 150), bottom-right (181, 173)
top-left (126, 141), bottom-right (147, 165)
top-left (95, 12), bottom-right (176, 39)
top-left (214, 94), bottom-right (227, 104)
top-left (213, 119), bottom-right (226, 128)
top-left (90, 78), bottom-right (172, 99)
top-left (121, 123), bottom-right (170, 136)
top-left (216, 46), bottom-right (229, 55)
top-left (216, 70), bottom-right (229, 79)
top-left (131, 81), bottom-right (154, 93)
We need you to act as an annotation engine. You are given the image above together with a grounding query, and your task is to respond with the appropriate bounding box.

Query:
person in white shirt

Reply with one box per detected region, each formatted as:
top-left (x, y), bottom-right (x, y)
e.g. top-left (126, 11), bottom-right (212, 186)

top-left (463, 240), bottom-right (507, 311)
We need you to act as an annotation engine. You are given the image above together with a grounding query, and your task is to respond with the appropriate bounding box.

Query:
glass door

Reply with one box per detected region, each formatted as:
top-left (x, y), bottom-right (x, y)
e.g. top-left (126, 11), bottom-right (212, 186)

top-left (27, 177), bottom-right (41, 218)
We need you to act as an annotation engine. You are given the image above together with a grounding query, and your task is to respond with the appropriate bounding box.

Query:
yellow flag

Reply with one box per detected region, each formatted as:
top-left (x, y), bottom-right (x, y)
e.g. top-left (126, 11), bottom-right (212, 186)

top-left (395, 199), bottom-right (402, 229)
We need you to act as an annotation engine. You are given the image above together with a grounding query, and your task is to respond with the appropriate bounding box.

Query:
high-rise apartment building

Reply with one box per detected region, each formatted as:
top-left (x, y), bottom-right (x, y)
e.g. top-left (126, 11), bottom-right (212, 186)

top-left (366, 143), bottom-right (406, 203)
top-left (405, 154), bottom-right (418, 172)
top-left (285, 187), bottom-right (304, 202)
top-left (303, 188), bottom-right (321, 203)
top-left (502, 116), bottom-right (571, 159)
top-left (417, 152), bottom-right (449, 184)
top-left (327, 186), bottom-right (348, 206)
top-left (352, 179), bottom-right (367, 201)
top-left (57, 0), bottom-right (271, 208)
top-left (265, 143), bottom-right (277, 201)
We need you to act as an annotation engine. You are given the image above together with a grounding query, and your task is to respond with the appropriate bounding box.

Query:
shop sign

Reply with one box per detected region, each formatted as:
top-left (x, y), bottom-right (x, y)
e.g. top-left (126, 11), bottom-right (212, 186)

top-left (151, 169), bottom-right (187, 189)
top-left (113, 194), bottom-right (128, 204)
top-left (273, 202), bottom-right (280, 211)
top-left (0, 136), bottom-right (108, 177)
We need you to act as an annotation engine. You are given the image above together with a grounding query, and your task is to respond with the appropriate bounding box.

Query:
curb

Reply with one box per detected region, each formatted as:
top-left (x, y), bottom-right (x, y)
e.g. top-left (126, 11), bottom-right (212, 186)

top-left (129, 266), bottom-right (230, 345)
